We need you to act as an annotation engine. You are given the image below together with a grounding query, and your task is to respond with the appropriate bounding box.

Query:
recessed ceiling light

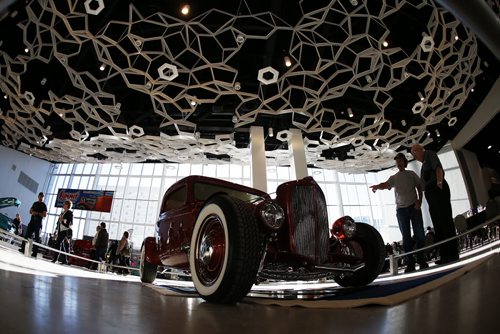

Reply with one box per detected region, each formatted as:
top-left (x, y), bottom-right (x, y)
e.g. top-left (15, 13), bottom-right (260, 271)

top-left (284, 56), bottom-right (292, 67)
top-left (99, 64), bottom-right (105, 71)
top-left (382, 41), bottom-right (388, 47)
top-left (181, 4), bottom-right (190, 15)
top-left (454, 35), bottom-right (459, 41)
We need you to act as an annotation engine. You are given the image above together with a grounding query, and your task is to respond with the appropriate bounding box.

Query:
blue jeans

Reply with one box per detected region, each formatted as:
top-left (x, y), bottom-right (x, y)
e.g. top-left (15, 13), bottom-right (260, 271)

top-left (396, 204), bottom-right (427, 267)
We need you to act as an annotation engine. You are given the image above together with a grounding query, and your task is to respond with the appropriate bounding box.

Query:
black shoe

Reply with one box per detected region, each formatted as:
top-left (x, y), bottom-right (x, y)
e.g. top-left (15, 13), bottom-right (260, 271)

top-left (31, 254), bottom-right (37, 259)
top-left (51, 259), bottom-right (57, 263)
top-left (419, 262), bottom-right (429, 270)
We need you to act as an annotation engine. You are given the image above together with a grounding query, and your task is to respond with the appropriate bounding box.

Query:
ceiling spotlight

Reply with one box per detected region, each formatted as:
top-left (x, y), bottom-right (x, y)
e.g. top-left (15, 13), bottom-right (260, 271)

top-left (232, 115), bottom-right (238, 123)
top-left (195, 131), bottom-right (200, 140)
top-left (268, 127), bottom-right (274, 137)
top-left (181, 4), bottom-right (190, 15)
top-left (234, 82), bottom-right (241, 90)
top-left (236, 34), bottom-right (245, 44)
top-left (347, 107), bottom-right (354, 118)
top-left (350, 0), bottom-right (358, 5)
top-left (190, 99), bottom-right (197, 106)
top-left (59, 113), bottom-right (63, 117)
top-left (3, 95), bottom-right (7, 99)
top-left (471, 88), bottom-right (474, 92)
top-left (24, 47), bottom-right (29, 53)
top-left (454, 35), bottom-right (459, 41)
top-left (382, 41), bottom-right (388, 47)
top-left (284, 56), bottom-right (292, 67)
top-left (436, 129), bottom-right (440, 137)
top-left (401, 119), bottom-right (406, 126)
top-left (99, 64), bottom-right (105, 71)
top-left (488, 145), bottom-right (492, 149)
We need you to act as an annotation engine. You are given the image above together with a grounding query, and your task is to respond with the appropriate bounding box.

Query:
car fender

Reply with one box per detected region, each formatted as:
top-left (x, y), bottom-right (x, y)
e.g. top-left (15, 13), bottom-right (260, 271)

top-left (143, 236), bottom-right (161, 265)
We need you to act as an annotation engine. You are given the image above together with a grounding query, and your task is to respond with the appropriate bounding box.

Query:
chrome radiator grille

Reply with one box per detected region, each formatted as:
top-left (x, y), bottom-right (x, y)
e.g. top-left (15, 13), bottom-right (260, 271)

top-left (290, 184), bottom-right (330, 263)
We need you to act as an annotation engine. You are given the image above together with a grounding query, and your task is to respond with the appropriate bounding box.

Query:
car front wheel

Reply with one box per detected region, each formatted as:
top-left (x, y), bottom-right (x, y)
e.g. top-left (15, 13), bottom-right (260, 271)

top-left (190, 194), bottom-right (262, 304)
top-left (333, 222), bottom-right (385, 287)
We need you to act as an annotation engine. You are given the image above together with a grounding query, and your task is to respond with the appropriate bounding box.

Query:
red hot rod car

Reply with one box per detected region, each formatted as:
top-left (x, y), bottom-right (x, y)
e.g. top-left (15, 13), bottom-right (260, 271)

top-left (140, 175), bottom-right (385, 303)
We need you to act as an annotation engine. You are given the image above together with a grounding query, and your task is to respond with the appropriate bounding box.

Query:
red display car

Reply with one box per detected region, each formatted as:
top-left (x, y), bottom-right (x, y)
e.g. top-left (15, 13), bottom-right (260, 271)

top-left (140, 175), bottom-right (385, 303)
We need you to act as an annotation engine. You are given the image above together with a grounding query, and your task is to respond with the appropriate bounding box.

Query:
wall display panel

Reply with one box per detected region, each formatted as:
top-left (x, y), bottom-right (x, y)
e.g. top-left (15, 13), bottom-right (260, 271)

top-left (55, 189), bottom-right (114, 213)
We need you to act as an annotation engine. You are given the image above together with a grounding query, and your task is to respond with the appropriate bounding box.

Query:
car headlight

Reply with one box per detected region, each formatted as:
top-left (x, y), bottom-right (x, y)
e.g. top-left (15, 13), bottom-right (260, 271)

top-left (331, 215), bottom-right (356, 239)
top-left (258, 201), bottom-right (285, 230)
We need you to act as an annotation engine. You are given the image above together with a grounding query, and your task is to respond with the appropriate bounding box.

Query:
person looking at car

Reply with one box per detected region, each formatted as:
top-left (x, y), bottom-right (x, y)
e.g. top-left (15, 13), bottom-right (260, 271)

top-left (11, 213), bottom-right (22, 236)
top-left (52, 200), bottom-right (73, 264)
top-left (88, 224), bottom-right (101, 268)
top-left (116, 231), bottom-right (131, 275)
top-left (411, 144), bottom-right (459, 264)
top-left (20, 192), bottom-right (47, 258)
top-left (92, 222), bottom-right (108, 269)
top-left (370, 153), bottom-right (428, 273)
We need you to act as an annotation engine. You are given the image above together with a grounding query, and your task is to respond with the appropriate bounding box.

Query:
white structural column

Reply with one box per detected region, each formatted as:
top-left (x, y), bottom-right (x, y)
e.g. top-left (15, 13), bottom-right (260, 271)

top-left (250, 126), bottom-right (267, 192)
top-left (288, 128), bottom-right (308, 180)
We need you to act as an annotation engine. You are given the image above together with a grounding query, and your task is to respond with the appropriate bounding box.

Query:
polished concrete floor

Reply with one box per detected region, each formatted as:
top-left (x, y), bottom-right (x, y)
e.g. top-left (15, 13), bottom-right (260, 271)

top-left (0, 246), bottom-right (499, 334)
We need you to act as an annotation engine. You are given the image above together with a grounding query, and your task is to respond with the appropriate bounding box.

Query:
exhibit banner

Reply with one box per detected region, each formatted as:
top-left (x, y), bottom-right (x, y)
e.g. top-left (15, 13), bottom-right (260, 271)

top-left (55, 189), bottom-right (114, 213)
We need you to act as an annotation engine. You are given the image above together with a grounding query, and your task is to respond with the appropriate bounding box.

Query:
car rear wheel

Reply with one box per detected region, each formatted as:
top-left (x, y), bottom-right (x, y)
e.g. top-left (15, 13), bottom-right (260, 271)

top-left (190, 194), bottom-right (262, 304)
top-left (333, 222), bottom-right (385, 287)
top-left (140, 243), bottom-right (158, 283)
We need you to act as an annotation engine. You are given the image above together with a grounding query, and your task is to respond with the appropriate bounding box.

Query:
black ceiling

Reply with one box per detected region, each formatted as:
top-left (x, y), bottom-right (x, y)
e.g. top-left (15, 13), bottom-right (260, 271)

top-left (0, 0), bottom-right (498, 172)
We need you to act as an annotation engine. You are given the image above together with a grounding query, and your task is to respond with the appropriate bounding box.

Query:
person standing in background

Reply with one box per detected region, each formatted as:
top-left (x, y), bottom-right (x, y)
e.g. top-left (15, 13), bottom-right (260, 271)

top-left (11, 213), bottom-right (22, 236)
top-left (411, 144), bottom-right (459, 264)
top-left (52, 200), bottom-right (73, 264)
top-left (20, 192), bottom-right (47, 258)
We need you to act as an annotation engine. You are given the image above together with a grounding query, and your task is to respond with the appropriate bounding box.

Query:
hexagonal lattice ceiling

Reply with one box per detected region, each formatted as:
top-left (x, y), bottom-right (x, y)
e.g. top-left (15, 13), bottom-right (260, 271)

top-left (0, 0), bottom-right (498, 172)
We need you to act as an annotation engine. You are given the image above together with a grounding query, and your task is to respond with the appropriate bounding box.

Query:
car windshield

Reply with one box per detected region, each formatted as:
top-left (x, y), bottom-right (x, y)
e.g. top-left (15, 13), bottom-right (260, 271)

top-left (193, 182), bottom-right (264, 203)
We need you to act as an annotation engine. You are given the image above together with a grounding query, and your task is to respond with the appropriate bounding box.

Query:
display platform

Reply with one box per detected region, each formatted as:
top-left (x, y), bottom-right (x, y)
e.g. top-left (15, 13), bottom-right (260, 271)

top-left (144, 246), bottom-right (498, 308)
top-left (1, 237), bottom-right (498, 309)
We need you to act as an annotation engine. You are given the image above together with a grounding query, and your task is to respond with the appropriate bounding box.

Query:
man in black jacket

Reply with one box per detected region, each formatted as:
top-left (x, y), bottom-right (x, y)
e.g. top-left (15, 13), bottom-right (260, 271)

top-left (92, 222), bottom-right (109, 268)
top-left (20, 192), bottom-right (47, 257)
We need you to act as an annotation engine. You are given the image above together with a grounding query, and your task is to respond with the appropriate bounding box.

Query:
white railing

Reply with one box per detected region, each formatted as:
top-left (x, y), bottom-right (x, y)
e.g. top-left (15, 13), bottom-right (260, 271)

top-left (387, 213), bottom-right (500, 275)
